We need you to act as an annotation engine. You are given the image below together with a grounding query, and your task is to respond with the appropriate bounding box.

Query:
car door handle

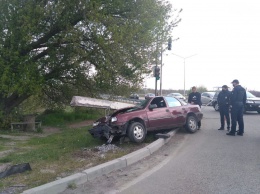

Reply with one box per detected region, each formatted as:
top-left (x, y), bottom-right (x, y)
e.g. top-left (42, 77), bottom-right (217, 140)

top-left (166, 109), bottom-right (170, 112)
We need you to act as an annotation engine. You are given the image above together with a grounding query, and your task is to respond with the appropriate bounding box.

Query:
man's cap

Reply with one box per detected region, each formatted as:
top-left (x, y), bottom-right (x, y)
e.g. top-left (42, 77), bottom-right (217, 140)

top-left (222, 85), bottom-right (228, 88)
top-left (231, 79), bottom-right (239, 84)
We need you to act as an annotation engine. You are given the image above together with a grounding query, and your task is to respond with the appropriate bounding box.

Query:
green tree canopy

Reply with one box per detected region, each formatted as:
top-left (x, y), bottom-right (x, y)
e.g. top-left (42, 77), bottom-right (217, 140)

top-left (0, 0), bottom-right (180, 125)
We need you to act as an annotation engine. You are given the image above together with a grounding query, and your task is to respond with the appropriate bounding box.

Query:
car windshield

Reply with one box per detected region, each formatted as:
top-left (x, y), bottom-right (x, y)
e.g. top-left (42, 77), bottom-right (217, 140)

top-left (178, 99), bottom-right (187, 105)
top-left (167, 93), bottom-right (181, 96)
top-left (246, 92), bottom-right (256, 98)
top-left (135, 99), bottom-right (150, 108)
top-left (207, 92), bottom-right (215, 97)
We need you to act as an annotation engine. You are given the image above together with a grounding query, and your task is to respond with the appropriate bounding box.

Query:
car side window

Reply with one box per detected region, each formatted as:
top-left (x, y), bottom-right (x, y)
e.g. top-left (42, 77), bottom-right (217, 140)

top-left (165, 97), bottom-right (182, 107)
top-left (150, 97), bottom-right (166, 108)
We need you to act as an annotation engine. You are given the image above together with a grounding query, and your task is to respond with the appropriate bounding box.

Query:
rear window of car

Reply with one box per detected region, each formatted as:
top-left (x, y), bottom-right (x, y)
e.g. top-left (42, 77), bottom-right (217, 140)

top-left (165, 97), bottom-right (182, 107)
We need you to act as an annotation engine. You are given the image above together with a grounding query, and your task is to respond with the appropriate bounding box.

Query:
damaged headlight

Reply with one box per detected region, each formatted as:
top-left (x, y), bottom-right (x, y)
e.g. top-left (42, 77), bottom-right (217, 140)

top-left (111, 117), bottom-right (117, 122)
top-left (93, 122), bottom-right (100, 127)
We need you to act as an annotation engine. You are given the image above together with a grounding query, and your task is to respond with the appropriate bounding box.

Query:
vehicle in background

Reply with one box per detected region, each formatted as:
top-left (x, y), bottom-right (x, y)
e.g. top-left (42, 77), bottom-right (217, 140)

top-left (145, 93), bottom-right (155, 99)
top-left (212, 91), bottom-right (220, 111)
top-left (201, 91), bottom-right (216, 106)
top-left (130, 93), bottom-right (139, 99)
top-left (245, 92), bottom-right (260, 113)
top-left (212, 91), bottom-right (260, 114)
top-left (167, 93), bottom-right (186, 101)
top-left (89, 96), bottom-right (203, 143)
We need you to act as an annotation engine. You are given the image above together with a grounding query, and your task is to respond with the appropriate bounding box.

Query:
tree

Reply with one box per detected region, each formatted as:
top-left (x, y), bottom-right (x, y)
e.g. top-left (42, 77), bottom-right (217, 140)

top-left (187, 86), bottom-right (208, 95)
top-left (0, 0), bottom-right (180, 127)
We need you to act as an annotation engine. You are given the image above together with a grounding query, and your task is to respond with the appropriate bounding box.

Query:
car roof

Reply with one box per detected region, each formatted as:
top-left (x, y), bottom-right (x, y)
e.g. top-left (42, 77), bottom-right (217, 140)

top-left (202, 91), bottom-right (215, 94)
top-left (168, 93), bottom-right (183, 95)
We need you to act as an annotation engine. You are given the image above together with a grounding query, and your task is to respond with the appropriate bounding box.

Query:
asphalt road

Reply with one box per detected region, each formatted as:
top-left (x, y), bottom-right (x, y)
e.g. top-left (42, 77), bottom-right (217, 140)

top-left (63, 106), bottom-right (260, 194)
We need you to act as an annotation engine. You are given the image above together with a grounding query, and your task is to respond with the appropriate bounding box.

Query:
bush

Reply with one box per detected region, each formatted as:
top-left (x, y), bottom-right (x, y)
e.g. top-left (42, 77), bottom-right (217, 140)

top-left (37, 107), bottom-right (102, 127)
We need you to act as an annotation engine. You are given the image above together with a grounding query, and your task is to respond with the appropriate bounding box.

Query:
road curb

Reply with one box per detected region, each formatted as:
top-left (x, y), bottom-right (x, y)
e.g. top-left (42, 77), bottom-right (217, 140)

top-left (21, 129), bottom-right (179, 194)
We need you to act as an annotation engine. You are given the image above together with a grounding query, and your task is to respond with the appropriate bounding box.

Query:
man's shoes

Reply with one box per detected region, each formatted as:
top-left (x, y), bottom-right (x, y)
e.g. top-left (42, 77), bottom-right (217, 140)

top-left (218, 127), bottom-right (224, 130)
top-left (226, 132), bottom-right (235, 136)
top-left (237, 132), bottom-right (243, 136)
top-left (197, 127), bottom-right (200, 130)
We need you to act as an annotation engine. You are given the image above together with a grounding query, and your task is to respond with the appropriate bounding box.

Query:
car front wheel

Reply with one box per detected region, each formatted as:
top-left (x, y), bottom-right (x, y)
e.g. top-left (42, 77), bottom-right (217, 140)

top-left (127, 122), bottom-right (146, 143)
top-left (185, 115), bottom-right (198, 133)
top-left (214, 103), bottom-right (219, 111)
top-left (257, 110), bottom-right (260, 114)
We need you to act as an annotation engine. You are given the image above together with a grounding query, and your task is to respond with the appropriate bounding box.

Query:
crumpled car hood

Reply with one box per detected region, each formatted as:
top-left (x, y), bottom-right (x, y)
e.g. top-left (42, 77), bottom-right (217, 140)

top-left (111, 106), bottom-right (142, 117)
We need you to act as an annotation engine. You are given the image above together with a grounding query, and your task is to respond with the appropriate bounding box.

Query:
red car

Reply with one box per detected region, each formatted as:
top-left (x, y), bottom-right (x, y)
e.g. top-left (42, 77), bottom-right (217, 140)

top-left (89, 96), bottom-right (203, 143)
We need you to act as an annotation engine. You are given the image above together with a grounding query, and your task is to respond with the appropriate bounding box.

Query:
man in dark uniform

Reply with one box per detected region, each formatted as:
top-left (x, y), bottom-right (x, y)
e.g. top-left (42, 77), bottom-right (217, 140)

top-left (226, 79), bottom-right (247, 136)
top-left (217, 85), bottom-right (231, 130)
top-left (188, 86), bottom-right (202, 129)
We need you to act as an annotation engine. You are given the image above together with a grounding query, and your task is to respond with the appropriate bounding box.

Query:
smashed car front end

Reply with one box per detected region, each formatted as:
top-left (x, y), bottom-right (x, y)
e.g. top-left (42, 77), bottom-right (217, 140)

top-left (89, 116), bottom-right (112, 139)
top-left (88, 107), bottom-right (134, 142)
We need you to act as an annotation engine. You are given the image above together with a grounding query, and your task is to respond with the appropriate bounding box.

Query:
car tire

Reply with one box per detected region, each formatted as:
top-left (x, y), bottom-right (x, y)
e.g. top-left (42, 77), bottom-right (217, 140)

top-left (185, 115), bottom-right (198, 133)
top-left (127, 122), bottom-right (146, 143)
top-left (257, 111), bottom-right (260, 114)
top-left (214, 103), bottom-right (219, 111)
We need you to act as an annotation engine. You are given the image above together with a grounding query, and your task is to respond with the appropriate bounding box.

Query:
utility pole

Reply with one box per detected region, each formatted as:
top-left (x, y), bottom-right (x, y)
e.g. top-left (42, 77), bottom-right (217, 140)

top-left (155, 36), bottom-right (172, 96)
top-left (159, 44), bottom-right (163, 95)
top-left (171, 53), bottom-right (197, 96)
top-left (155, 35), bottom-right (159, 96)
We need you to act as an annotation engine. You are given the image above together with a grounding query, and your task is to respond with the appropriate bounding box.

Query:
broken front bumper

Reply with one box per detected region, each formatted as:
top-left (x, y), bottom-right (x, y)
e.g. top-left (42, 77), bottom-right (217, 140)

top-left (88, 124), bottom-right (111, 139)
top-left (89, 122), bottom-right (128, 138)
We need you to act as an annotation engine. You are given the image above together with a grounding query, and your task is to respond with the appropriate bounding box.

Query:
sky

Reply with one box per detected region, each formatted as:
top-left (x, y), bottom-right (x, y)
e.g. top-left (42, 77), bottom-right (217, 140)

top-left (145, 0), bottom-right (260, 92)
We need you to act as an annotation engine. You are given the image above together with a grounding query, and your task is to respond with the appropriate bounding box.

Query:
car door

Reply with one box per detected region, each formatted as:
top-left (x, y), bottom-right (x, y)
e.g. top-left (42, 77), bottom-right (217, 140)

top-left (146, 97), bottom-right (174, 130)
top-left (165, 96), bottom-right (186, 126)
top-left (201, 92), bottom-right (207, 105)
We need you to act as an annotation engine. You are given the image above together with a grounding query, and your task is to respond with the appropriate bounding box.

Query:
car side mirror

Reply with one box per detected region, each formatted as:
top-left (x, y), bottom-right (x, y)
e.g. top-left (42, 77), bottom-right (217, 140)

top-left (149, 104), bottom-right (157, 109)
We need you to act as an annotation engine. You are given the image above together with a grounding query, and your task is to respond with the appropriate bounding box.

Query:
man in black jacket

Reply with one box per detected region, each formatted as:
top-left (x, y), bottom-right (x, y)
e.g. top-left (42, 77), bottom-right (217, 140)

top-left (188, 86), bottom-right (202, 129)
top-left (217, 85), bottom-right (231, 130)
top-left (227, 79), bottom-right (247, 136)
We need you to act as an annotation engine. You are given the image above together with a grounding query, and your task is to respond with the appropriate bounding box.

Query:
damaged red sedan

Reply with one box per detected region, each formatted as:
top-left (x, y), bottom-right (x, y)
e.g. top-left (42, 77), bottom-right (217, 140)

top-left (89, 96), bottom-right (203, 143)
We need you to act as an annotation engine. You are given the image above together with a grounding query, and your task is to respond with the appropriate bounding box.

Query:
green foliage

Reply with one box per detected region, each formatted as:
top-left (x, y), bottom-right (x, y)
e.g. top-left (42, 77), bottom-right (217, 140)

top-left (37, 108), bottom-right (101, 127)
top-left (67, 182), bottom-right (77, 190)
top-left (0, 0), bottom-right (180, 126)
top-left (187, 86), bottom-right (208, 94)
top-left (196, 86), bottom-right (208, 93)
top-left (0, 137), bottom-right (9, 151)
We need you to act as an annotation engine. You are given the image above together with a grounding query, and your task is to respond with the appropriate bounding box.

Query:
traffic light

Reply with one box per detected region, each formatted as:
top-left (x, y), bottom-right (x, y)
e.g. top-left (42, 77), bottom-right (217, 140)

top-left (167, 37), bottom-right (172, 50)
top-left (154, 66), bottom-right (160, 80)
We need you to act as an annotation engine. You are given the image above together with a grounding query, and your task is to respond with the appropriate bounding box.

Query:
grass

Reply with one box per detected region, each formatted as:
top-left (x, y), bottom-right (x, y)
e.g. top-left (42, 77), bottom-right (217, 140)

top-left (67, 182), bottom-right (77, 190)
top-left (0, 145), bottom-right (6, 152)
top-left (0, 126), bottom-right (102, 163)
top-left (0, 108), bottom-right (157, 192)
top-left (0, 125), bottom-right (155, 191)
top-left (0, 126), bottom-right (102, 189)
top-left (0, 137), bottom-right (11, 152)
